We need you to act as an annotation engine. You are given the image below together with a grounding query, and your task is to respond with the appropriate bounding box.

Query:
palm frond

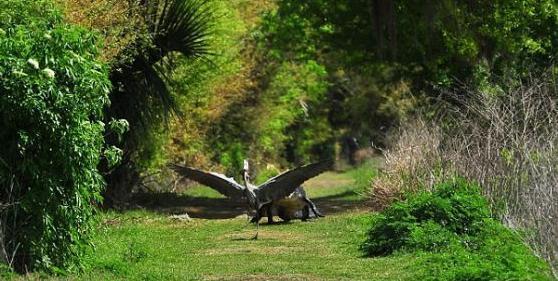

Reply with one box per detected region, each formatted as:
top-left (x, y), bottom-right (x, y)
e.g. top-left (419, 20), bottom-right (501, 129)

top-left (145, 0), bottom-right (213, 61)
top-left (108, 0), bottom-right (213, 135)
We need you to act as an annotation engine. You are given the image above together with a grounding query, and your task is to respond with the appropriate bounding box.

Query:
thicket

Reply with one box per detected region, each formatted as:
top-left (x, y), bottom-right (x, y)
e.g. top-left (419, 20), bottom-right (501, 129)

top-left (165, 0), bottom-right (254, 174)
top-left (370, 77), bottom-right (558, 275)
top-left (363, 179), bottom-right (553, 280)
top-left (130, 0), bottom-right (334, 187)
top-left (54, 0), bottom-right (145, 64)
top-left (0, 0), bottom-right (112, 272)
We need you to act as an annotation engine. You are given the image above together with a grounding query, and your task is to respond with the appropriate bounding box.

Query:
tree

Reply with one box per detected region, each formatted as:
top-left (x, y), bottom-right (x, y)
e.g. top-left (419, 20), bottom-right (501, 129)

top-left (102, 0), bottom-right (213, 206)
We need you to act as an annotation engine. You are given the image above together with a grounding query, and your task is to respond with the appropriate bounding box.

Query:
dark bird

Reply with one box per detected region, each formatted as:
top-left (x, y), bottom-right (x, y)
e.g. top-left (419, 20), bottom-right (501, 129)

top-left (169, 160), bottom-right (331, 238)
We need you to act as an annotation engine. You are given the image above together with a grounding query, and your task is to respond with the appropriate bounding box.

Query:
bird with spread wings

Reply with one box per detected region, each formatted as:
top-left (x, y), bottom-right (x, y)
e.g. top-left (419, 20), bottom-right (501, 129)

top-left (169, 160), bottom-right (332, 227)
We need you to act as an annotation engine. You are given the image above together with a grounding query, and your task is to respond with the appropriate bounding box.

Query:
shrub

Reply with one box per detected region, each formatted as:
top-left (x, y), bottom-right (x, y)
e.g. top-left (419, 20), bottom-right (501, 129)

top-left (368, 118), bottom-right (444, 209)
top-left (416, 220), bottom-right (553, 281)
top-left (362, 179), bottom-right (552, 280)
top-left (0, 0), bottom-right (111, 272)
top-left (372, 76), bottom-right (558, 275)
top-left (362, 178), bottom-right (489, 255)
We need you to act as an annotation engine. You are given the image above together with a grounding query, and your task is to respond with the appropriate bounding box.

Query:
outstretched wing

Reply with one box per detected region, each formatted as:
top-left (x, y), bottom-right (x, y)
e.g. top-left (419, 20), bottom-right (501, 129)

top-left (255, 160), bottom-right (332, 202)
top-left (169, 164), bottom-right (245, 199)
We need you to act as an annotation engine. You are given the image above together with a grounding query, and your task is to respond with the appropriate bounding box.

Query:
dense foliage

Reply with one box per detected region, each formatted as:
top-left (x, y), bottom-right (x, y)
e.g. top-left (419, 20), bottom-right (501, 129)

top-left (362, 179), bottom-right (552, 280)
top-left (102, 0), bottom-right (213, 204)
top-left (0, 0), bottom-right (111, 271)
top-left (254, 0), bottom-right (558, 144)
top-left (371, 80), bottom-right (558, 274)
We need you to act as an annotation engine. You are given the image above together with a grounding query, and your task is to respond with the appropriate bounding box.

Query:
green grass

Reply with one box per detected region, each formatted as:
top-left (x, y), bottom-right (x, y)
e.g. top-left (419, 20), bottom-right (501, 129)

top-left (5, 161), bottom-right (552, 280)
top-left (71, 161), bottom-right (396, 280)
top-left (182, 185), bottom-right (226, 199)
top-left (74, 211), bottom-right (418, 281)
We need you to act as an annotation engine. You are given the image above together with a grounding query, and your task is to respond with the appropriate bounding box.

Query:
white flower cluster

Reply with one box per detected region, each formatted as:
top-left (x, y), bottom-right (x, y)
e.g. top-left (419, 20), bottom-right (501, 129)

top-left (27, 58), bottom-right (39, 70)
top-left (27, 58), bottom-right (55, 79)
top-left (42, 68), bottom-right (55, 79)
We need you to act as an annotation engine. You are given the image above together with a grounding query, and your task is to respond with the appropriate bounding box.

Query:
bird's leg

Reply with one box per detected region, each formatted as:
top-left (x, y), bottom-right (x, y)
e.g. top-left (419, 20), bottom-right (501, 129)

top-left (250, 207), bottom-right (262, 223)
top-left (304, 197), bottom-right (324, 217)
top-left (250, 213), bottom-right (259, 223)
top-left (301, 205), bottom-right (310, 221)
top-left (252, 197), bottom-right (260, 240)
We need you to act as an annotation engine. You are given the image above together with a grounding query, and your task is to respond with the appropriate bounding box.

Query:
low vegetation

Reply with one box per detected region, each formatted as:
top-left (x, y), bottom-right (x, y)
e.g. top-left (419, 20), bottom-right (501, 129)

top-left (364, 179), bottom-right (552, 280)
top-left (2, 164), bottom-right (552, 280)
top-left (371, 78), bottom-right (558, 274)
top-left (2, 0), bottom-right (558, 279)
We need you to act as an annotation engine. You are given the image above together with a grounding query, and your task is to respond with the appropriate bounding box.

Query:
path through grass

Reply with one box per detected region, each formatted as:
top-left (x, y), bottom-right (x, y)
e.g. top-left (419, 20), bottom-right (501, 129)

top-left (14, 161), bottom-right (426, 280)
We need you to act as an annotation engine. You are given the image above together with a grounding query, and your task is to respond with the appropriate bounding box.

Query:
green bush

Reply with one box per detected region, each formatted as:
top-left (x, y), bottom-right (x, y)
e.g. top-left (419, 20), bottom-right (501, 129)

top-left (362, 179), bottom-right (552, 280)
top-left (362, 178), bottom-right (489, 255)
top-left (0, 0), bottom-right (111, 272)
top-left (415, 220), bottom-right (553, 281)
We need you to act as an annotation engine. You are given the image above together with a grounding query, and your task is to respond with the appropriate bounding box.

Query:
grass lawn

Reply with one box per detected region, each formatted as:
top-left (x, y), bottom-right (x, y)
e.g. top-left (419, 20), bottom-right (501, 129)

top-left (75, 211), bottom-right (419, 281)
top-left (72, 161), bottom-right (421, 280)
top-left (6, 160), bottom-right (552, 280)
top-left (18, 160), bottom-right (417, 280)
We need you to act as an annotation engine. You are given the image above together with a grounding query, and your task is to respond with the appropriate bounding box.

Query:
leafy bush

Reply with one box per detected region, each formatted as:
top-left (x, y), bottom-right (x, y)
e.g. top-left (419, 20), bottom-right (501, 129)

top-left (363, 178), bottom-right (489, 255)
top-left (362, 179), bottom-right (552, 280)
top-left (415, 220), bottom-right (553, 281)
top-left (0, 0), bottom-right (111, 272)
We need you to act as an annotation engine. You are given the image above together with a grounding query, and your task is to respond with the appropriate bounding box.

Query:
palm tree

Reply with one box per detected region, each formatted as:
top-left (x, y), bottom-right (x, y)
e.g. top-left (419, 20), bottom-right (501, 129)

top-left (103, 0), bottom-right (213, 206)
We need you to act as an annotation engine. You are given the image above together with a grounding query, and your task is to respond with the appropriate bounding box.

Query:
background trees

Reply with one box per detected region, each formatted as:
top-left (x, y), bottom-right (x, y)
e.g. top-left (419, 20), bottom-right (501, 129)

top-left (101, 0), bottom-right (213, 206)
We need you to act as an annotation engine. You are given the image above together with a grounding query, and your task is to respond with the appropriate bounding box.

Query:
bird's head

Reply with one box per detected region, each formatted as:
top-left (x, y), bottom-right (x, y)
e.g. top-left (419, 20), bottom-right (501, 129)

top-left (241, 159), bottom-right (251, 184)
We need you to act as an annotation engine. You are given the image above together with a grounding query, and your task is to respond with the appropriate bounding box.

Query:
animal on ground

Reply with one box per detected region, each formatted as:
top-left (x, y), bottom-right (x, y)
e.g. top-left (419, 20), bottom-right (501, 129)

top-left (169, 160), bottom-right (331, 238)
top-left (251, 185), bottom-right (323, 224)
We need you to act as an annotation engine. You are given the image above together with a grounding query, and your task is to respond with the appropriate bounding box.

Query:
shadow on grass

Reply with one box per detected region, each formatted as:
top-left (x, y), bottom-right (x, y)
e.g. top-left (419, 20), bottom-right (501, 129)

top-left (129, 192), bottom-right (247, 219)
top-left (313, 191), bottom-right (367, 214)
top-left (128, 189), bottom-right (368, 220)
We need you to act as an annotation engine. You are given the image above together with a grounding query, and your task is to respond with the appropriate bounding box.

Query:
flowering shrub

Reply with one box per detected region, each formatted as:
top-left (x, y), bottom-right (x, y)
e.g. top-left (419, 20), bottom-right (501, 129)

top-left (0, 0), bottom-right (111, 272)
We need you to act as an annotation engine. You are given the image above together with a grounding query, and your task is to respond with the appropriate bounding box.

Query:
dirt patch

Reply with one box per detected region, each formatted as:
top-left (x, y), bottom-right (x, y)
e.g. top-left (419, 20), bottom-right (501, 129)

top-left (219, 229), bottom-right (304, 241)
top-left (204, 273), bottom-right (322, 281)
top-left (202, 245), bottom-right (297, 255)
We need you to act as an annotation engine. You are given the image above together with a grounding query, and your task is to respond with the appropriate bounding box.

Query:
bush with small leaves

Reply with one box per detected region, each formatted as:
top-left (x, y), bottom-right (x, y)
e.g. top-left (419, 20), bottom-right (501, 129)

top-left (362, 179), bottom-right (553, 280)
top-left (362, 178), bottom-right (489, 255)
top-left (0, 0), bottom-right (111, 272)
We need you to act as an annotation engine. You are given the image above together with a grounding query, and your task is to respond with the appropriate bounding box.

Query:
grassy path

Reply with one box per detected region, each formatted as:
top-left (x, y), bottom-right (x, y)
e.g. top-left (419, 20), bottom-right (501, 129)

top-left (24, 163), bottom-right (422, 280)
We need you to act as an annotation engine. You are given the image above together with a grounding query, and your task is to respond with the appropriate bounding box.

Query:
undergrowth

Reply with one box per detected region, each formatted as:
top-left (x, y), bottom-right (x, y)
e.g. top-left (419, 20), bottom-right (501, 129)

top-left (362, 179), bottom-right (553, 280)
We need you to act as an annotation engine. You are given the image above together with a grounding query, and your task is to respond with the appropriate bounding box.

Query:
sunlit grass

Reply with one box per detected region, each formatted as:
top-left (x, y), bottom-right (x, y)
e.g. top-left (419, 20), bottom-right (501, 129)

top-left (182, 185), bottom-right (226, 199)
top-left (5, 160), bottom-right (548, 280)
top-left (75, 210), bottom-right (418, 281)
top-left (72, 162), bottom-right (401, 280)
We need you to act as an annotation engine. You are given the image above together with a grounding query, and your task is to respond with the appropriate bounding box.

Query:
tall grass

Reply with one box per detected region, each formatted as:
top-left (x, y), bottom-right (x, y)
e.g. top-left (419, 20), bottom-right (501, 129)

top-left (370, 76), bottom-right (558, 275)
